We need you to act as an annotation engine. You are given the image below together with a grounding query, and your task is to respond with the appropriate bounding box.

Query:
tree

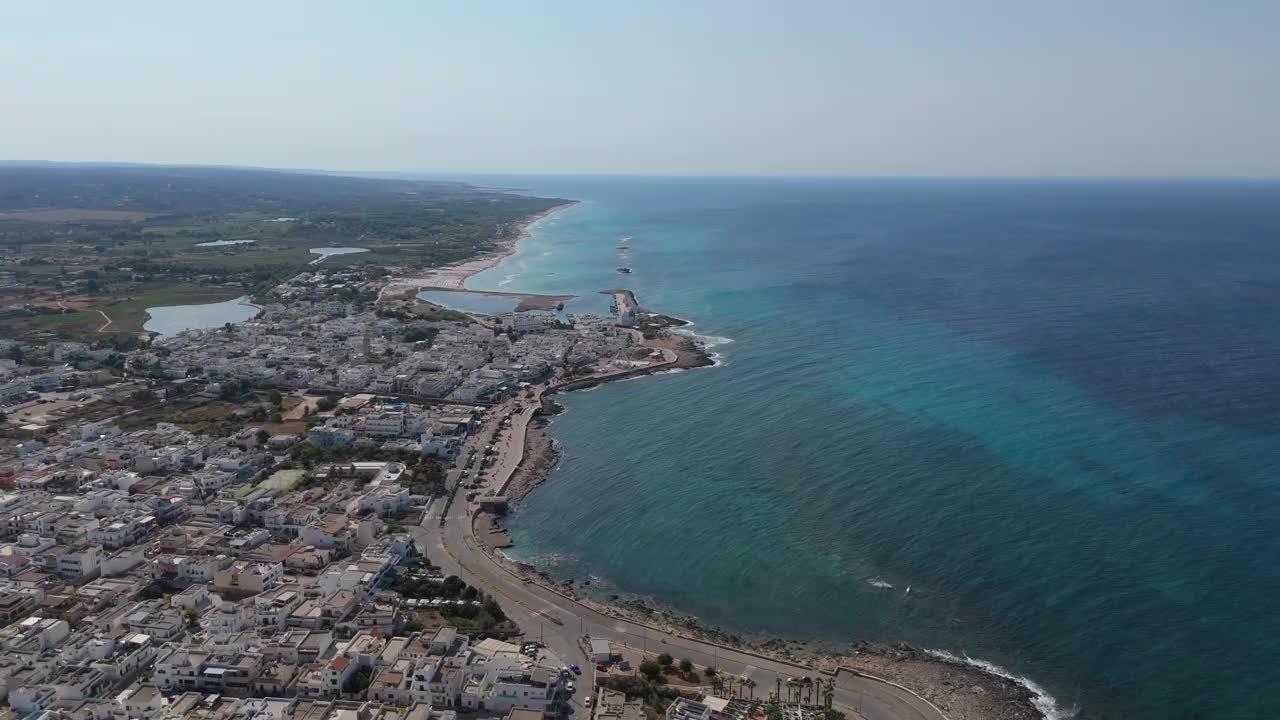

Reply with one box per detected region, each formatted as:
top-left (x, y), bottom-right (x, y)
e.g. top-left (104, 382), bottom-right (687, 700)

top-left (767, 705), bottom-right (784, 720)
top-left (268, 389), bottom-right (283, 406)
top-left (678, 657), bottom-right (693, 675)
top-left (639, 659), bottom-right (662, 680)
top-left (481, 595), bottom-right (506, 622)
top-left (704, 666), bottom-right (717, 678)
top-left (346, 670), bottom-right (372, 695)
top-left (658, 653), bottom-right (674, 668)
top-left (183, 608), bottom-right (200, 628)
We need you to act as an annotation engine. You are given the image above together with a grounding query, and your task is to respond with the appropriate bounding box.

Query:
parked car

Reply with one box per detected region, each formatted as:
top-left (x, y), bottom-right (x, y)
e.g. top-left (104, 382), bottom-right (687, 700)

top-left (570, 663), bottom-right (581, 674)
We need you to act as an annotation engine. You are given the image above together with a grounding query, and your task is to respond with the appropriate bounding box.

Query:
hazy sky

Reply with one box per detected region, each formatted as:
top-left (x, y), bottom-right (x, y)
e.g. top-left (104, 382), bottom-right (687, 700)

top-left (2, 1), bottom-right (1277, 177)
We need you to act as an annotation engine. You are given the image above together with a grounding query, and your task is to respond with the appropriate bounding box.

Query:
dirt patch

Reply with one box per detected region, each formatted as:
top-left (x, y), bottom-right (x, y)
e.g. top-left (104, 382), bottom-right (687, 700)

top-left (476, 511), bottom-right (513, 549)
top-left (260, 420), bottom-right (306, 436)
top-left (504, 420), bottom-right (560, 502)
top-left (283, 395), bottom-right (322, 420)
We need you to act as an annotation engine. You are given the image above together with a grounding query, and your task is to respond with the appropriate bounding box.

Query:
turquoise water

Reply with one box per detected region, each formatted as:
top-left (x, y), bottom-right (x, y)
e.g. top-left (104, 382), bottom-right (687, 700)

top-left (144, 295), bottom-right (258, 336)
top-left (466, 178), bottom-right (1280, 720)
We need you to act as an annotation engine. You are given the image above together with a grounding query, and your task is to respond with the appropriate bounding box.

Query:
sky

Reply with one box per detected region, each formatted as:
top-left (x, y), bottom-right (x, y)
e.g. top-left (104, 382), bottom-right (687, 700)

top-left (2, 1), bottom-right (1277, 178)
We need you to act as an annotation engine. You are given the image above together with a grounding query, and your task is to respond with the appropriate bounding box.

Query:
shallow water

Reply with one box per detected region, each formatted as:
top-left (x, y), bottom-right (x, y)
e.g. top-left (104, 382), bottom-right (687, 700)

top-left (143, 296), bottom-right (257, 336)
top-left (196, 238), bottom-right (256, 247)
top-left (308, 246), bottom-right (368, 264)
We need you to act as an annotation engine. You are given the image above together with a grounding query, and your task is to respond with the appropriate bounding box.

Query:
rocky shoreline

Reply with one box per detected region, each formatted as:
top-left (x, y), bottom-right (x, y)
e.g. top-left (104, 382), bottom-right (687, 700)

top-left (485, 548), bottom-right (1048, 720)
top-left (478, 340), bottom-right (1050, 720)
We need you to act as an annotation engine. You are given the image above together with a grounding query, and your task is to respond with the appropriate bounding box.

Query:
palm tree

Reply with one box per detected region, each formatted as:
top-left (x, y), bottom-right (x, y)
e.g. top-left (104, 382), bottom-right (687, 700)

top-left (822, 679), bottom-right (834, 711)
top-left (744, 678), bottom-right (757, 702)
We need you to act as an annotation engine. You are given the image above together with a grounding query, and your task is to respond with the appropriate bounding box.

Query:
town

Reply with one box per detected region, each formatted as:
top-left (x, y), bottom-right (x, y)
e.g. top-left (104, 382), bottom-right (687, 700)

top-left (0, 264), bottom-right (833, 720)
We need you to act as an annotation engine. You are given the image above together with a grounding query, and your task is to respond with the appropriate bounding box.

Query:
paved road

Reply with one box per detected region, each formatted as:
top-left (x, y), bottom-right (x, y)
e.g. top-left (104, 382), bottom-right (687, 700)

top-left (409, 504), bottom-right (947, 720)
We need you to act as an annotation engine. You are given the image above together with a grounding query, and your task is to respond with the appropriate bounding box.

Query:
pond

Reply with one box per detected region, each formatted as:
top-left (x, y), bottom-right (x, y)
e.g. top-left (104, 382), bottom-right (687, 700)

top-left (309, 246), bottom-right (369, 264)
top-left (417, 290), bottom-right (522, 315)
top-left (196, 238), bottom-right (257, 247)
top-left (143, 296), bottom-right (259, 336)
top-left (418, 289), bottom-right (607, 318)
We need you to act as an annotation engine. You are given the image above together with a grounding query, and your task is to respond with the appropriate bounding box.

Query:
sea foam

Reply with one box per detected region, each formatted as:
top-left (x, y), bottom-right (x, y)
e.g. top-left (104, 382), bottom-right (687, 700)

top-left (926, 650), bottom-right (1073, 720)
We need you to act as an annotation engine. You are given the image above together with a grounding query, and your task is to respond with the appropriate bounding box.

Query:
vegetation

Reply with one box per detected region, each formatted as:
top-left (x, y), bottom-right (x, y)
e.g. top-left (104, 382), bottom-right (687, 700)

top-left (598, 675), bottom-right (685, 715)
top-left (639, 659), bottom-right (663, 680)
top-left (392, 571), bottom-right (515, 638)
top-left (0, 163), bottom-right (567, 341)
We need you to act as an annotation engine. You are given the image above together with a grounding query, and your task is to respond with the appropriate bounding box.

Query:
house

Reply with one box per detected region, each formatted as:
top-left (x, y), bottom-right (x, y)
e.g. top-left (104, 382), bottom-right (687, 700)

top-left (212, 561), bottom-right (283, 595)
top-left (589, 638), bottom-right (615, 664)
top-left (593, 688), bottom-right (644, 720)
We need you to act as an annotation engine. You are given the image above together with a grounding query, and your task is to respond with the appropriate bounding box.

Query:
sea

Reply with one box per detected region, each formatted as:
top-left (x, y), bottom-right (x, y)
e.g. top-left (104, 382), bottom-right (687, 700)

top-left (459, 176), bottom-right (1280, 720)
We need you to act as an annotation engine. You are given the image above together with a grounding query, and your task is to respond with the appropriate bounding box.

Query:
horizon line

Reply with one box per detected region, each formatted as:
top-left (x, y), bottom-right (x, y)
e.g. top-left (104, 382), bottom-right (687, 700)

top-left (2, 159), bottom-right (1278, 183)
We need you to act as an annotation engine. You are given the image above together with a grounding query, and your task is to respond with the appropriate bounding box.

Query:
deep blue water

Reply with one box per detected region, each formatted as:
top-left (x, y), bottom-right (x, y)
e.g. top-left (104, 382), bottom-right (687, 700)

top-left (464, 177), bottom-right (1280, 720)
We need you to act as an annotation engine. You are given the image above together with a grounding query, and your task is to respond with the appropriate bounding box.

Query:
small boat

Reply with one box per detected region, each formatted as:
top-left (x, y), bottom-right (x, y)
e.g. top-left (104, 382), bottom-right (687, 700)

top-left (615, 267), bottom-right (632, 274)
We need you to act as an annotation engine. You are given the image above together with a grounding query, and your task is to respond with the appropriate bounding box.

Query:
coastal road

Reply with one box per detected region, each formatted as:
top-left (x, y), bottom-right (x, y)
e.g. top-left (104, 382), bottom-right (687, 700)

top-left (410, 506), bottom-right (947, 720)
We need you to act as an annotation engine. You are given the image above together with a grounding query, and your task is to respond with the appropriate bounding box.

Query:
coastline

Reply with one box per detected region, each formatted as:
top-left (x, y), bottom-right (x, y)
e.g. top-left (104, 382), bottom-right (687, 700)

top-left (396, 198), bottom-right (1057, 720)
top-left (381, 201), bottom-right (579, 297)
top-left (471, 339), bottom-right (1051, 720)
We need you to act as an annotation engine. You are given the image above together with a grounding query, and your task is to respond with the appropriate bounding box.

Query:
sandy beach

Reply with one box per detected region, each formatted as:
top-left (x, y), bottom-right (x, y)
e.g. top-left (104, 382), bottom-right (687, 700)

top-left (379, 201), bottom-right (579, 300)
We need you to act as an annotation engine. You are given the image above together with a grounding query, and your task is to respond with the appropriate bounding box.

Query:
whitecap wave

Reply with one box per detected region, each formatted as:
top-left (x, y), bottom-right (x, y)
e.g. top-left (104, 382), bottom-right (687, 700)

top-left (925, 649), bottom-right (1073, 720)
top-left (867, 578), bottom-right (894, 589)
top-left (672, 325), bottom-right (736, 348)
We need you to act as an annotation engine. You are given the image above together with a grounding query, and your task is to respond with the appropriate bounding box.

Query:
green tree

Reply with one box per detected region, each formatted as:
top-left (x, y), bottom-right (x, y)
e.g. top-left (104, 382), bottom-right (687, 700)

top-left (767, 705), bottom-right (784, 720)
top-left (639, 659), bottom-right (662, 680)
top-left (268, 389), bottom-right (283, 406)
top-left (183, 608), bottom-right (200, 628)
top-left (704, 666), bottom-right (717, 678)
top-left (677, 658), bottom-right (692, 675)
top-left (346, 670), bottom-right (372, 695)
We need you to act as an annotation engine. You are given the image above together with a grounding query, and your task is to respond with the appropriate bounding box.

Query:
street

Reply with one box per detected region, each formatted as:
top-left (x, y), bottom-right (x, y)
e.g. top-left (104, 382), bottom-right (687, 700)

top-left (409, 502), bottom-right (948, 720)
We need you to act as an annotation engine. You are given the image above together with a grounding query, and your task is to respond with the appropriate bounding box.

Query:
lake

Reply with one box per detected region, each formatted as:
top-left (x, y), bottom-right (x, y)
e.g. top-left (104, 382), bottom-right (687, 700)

top-left (143, 296), bottom-right (259, 336)
top-left (308, 246), bottom-right (369, 264)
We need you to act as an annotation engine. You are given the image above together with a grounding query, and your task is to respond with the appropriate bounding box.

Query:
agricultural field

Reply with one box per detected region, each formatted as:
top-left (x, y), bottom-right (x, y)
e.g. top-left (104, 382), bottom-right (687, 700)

top-left (0, 163), bottom-right (566, 341)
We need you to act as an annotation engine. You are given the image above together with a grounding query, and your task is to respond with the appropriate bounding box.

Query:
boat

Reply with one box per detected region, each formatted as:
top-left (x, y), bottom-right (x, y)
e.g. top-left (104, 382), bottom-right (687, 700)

top-left (615, 267), bottom-right (632, 274)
